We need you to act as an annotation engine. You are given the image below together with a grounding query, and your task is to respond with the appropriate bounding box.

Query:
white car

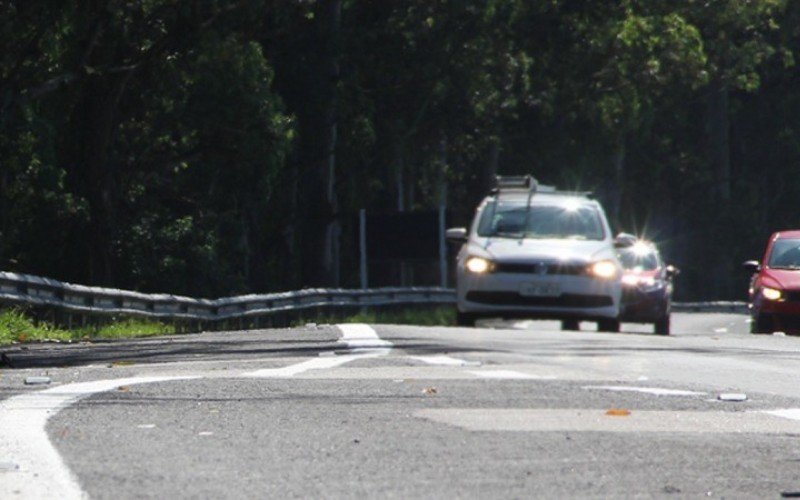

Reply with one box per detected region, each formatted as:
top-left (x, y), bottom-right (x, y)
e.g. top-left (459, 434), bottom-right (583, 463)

top-left (447, 176), bottom-right (624, 331)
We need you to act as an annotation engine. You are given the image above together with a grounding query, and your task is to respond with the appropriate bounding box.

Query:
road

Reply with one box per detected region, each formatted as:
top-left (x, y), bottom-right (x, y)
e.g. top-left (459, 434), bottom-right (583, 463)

top-left (3, 312), bottom-right (800, 498)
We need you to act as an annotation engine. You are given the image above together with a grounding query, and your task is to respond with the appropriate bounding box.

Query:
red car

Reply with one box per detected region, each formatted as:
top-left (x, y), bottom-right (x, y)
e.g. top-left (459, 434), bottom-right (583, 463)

top-left (744, 230), bottom-right (800, 334)
top-left (617, 238), bottom-right (677, 335)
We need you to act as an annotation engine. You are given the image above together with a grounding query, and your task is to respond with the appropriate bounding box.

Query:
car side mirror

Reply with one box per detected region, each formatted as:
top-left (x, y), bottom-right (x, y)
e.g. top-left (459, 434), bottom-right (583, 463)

top-left (446, 227), bottom-right (468, 244)
top-left (665, 265), bottom-right (680, 278)
top-left (742, 260), bottom-right (760, 272)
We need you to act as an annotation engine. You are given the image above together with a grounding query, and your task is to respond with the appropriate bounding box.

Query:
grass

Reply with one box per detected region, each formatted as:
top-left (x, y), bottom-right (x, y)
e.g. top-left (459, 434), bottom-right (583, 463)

top-left (0, 305), bottom-right (455, 347)
top-left (0, 309), bottom-right (176, 346)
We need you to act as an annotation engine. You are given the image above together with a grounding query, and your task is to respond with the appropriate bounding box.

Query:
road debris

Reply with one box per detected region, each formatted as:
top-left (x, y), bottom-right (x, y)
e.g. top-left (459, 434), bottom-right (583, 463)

top-left (605, 409), bottom-right (631, 417)
top-left (422, 387), bottom-right (438, 395)
top-left (24, 376), bottom-right (51, 385)
top-left (718, 393), bottom-right (747, 402)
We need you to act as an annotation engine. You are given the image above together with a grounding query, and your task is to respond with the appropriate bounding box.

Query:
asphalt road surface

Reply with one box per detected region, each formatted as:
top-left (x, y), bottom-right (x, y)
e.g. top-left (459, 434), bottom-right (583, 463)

top-left (3, 312), bottom-right (800, 499)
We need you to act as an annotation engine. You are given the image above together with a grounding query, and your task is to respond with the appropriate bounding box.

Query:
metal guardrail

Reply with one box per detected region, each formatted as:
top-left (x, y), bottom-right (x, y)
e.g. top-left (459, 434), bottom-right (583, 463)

top-left (672, 301), bottom-right (748, 314)
top-left (0, 271), bottom-right (456, 328)
top-left (0, 270), bottom-right (748, 328)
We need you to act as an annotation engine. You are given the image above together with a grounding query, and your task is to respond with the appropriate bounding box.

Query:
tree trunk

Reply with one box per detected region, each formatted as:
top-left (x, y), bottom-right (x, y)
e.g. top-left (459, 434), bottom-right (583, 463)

top-left (707, 79), bottom-right (731, 203)
top-left (78, 76), bottom-right (119, 286)
top-left (609, 139), bottom-right (625, 225)
top-left (706, 78), bottom-right (732, 298)
top-left (320, 0), bottom-right (341, 286)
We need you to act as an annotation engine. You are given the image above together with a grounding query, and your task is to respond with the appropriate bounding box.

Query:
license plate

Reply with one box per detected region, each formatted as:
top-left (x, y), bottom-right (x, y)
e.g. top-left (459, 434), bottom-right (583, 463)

top-left (519, 282), bottom-right (561, 297)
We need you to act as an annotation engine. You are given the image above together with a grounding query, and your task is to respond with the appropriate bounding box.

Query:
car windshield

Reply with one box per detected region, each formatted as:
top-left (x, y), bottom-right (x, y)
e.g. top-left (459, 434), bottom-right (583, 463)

top-left (476, 201), bottom-right (605, 240)
top-left (768, 238), bottom-right (800, 269)
top-left (618, 248), bottom-right (659, 271)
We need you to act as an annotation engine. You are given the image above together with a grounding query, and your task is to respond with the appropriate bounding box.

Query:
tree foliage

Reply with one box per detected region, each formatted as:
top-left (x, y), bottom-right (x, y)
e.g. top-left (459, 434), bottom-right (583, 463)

top-left (1, 0), bottom-right (799, 300)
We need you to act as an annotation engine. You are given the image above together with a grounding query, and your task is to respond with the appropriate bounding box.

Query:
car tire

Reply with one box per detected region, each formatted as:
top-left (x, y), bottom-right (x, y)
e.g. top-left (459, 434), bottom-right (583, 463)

top-left (750, 313), bottom-right (773, 334)
top-left (597, 319), bottom-right (620, 333)
top-left (654, 314), bottom-right (670, 335)
top-left (562, 319), bottom-right (580, 331)
top-left (456, 311), bottom-right (476, 327)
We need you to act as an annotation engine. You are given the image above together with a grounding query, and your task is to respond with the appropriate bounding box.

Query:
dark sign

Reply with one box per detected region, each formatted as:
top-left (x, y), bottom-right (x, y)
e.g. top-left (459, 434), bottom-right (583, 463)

top-left (366, 211), bottom-right (447, 259)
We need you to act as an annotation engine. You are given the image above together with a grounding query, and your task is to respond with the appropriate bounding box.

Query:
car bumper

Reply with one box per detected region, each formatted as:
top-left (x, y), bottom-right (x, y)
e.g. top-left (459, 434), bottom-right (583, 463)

top-left (751, 297), bottom-right (800, 331)
top-left (619, 286), bottom-right (669, 323)
top-left (456, 271), bottom-right (621, 320)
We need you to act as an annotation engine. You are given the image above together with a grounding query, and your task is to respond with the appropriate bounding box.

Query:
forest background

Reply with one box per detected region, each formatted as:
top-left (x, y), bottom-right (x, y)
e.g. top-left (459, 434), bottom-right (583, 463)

top-left (1, 0), bottom-right (798, 301)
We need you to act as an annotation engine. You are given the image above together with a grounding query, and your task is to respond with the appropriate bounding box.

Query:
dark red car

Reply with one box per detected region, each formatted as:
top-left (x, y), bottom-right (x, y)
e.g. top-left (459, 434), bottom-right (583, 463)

top-left (617, 238), bottom-right (678, 335)
top-left (744, 230), bottom-right (800, 334)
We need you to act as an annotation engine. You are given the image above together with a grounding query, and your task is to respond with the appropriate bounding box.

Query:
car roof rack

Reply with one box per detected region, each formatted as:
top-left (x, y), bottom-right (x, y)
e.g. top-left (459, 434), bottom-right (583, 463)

top-left (490, 175), bottom-right (593, 198)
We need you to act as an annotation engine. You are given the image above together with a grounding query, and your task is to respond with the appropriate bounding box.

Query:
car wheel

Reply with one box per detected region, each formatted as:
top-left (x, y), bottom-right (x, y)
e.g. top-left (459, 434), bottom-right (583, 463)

top-left (654, 314), bottom-right (670, 335)
top-left (750, 313), bottom-right (773, 334)
top-left (456, 311), bottom-right (476, 327)
top-left (597, 319), bottom-right (620, 333)
top-left (562, 319), bottom-right (580, 331)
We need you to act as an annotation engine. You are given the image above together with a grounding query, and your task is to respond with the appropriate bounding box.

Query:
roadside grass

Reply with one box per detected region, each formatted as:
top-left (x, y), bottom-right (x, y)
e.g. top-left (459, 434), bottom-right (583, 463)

top-left (0, 309), bottom-right (176, 346)
top-left (0, 309), bottom-right (73, 345)
top-left (0, 306), bottom-right (455, 347)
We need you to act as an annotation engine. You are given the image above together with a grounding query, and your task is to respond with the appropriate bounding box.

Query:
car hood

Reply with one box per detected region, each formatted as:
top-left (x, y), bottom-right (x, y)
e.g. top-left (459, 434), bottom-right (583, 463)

top-left (468, 236), bottom-right (616, 263)
top-left (761, 268), bottom-right (800, 290)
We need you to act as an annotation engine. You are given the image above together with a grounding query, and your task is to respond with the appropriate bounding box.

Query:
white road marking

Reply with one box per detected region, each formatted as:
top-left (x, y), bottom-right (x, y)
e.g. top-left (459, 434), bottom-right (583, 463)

top-left (0, 376), bottom-right (195, 500)
top-left (416, 408), bottom-right (800, 433)
top-left (714, 328), bottom-right (728, 333)
top-left (409, 355), bottom-right (479, 366)
top-left (338, 323), bottom-right (392, 349)
top-left (244, 353), bottom-right (383, 378)
top-left (468, 370), bottom-right (551, 380)
top-left (245, 324), bottom-right (392, 377)
top-left (583, 385), bottom-right (706, 397)
top-left (761, 408), bottom-right (800, 421)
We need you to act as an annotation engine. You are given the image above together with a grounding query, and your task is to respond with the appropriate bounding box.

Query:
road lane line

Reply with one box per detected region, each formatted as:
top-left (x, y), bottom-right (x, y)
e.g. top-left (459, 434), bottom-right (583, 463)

top-left (338, 323), bottom-right (393, 349)
top-left (761, 409), bottom-right (800, 421)
top-left (0, 375), bottom-right (195, 500)
top-left (409, 355), bottom-right (478, 366)
top-left (244, 324), bottom-right (392, 378)
top-left (468, 370), bottom-right (550, 380)
top-left (583, 385), bottom-right (706, 397)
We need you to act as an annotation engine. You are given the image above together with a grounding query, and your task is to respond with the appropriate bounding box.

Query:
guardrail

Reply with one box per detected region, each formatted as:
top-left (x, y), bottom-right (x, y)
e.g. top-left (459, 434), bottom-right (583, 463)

top-left (0, 270), bottom-right (748, 330)
top-left (0, 271), bottom-right (456, 330)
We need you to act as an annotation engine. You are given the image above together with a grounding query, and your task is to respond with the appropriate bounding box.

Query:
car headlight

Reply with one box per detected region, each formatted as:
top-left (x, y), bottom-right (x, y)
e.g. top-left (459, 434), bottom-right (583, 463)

top-left (762, 287), bottom-right (783, 301)
top-left (465, 256), bottom-right (493, 274)
top-left (590, 260), bottom-right (618, 279)
top-left (622, 274), bottom-right (657, 287)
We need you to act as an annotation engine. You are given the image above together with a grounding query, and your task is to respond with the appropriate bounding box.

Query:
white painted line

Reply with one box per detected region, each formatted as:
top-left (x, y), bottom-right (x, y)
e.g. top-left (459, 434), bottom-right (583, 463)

top-left (338, 323), bottom-right (393, 349)
top-left (0, 376), bottom-right (195, 500)
top-left (416, 409), bottom-right (800, 434)
top-left (409, 355), bottom-right (478, 366)
top-left (761, 408), bottom-right (800, 421)
top-left (244, 353), bottom-right (382, 378)
top-left (245, 324), bottom-right (392, 378)
top-left (468, 370), bottom-right (549, 380)
top-left (583, 385), bottom-right (706, 397)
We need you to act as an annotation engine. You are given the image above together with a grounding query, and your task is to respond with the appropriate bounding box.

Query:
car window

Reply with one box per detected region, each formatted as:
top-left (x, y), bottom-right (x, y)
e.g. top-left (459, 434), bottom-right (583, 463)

top-left (768, 238), bottom-right (800, 268)
top-left (618, 249), bottom-right (659, 271)
top-left (476, 201), bottom-right (605, 240)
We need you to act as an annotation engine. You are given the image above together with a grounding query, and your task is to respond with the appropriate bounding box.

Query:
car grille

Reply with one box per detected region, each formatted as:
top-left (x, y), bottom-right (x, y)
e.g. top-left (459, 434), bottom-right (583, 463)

top-left (784, 291), bottom-right (800, 302)
top-left (493, 262), bottom-right (587, 276)
top-left (774, 314), bottom-right (800, 330)
top-left (465, 291), bottom-right (612, 308)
